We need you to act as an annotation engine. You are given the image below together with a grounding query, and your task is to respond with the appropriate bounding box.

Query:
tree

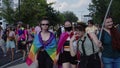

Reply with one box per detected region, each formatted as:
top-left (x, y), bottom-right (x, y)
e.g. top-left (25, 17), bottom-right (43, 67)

top-left (14, 0), bottom-right (64, 26)
top-left (14, 0), bottom-right (48, 25)
top-left (89, 0), bottom-right (120, 24)
top-left (0, 0), bottom-right (15, 24)
top-left (62, 11), bottom-right (78, 22)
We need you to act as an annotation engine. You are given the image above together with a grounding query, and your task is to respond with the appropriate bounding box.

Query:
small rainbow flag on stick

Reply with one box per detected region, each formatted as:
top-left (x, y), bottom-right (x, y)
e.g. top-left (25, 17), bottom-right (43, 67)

top-left (26, 32), bottom-right (57, 66)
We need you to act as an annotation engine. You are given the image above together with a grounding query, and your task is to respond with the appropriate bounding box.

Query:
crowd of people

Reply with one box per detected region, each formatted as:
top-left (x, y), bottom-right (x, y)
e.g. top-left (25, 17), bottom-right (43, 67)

top-left (0, 21), bottom-right (35, 61)
top-left (0, 17), bottom-right (120, 68)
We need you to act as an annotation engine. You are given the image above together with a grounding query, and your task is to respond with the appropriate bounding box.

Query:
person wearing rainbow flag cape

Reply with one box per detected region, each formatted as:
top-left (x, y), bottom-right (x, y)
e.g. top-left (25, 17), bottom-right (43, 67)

top-left (26, 18), bottom-right (57, 68)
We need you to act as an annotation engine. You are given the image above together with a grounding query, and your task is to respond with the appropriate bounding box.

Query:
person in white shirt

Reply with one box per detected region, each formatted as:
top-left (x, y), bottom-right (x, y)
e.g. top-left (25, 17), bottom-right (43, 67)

top-left (86, 20), bottom-right (98, 34)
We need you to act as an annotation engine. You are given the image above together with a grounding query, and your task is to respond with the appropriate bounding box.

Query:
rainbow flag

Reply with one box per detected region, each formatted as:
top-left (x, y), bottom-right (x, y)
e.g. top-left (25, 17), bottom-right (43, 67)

top-left (26, 32), bottom-right (57, 66)
top-left (57, 32), bottom-right (69, 54)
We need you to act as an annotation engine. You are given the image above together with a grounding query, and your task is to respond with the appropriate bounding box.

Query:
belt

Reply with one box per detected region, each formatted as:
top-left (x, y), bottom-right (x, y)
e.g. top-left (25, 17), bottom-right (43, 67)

top-left (64, 46), bottom-right (70, 48)
top-left (81, 52), bottom-right (98, 57)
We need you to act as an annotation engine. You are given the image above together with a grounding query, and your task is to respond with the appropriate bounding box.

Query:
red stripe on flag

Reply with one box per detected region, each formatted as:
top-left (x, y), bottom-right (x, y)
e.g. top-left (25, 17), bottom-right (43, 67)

top-left (26, 57), bottom-right (33, 66)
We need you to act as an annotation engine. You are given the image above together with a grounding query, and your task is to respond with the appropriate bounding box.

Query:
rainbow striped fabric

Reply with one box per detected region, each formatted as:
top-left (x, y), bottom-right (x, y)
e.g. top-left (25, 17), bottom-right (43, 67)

top-left (57, 32), bottom-right (69, 54)
top-left (26, 32), bottom-right (57, 66)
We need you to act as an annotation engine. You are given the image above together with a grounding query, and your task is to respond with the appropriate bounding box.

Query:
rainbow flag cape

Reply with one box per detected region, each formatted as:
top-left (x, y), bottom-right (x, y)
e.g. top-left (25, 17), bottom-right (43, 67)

top-left (57, 32), bottom-right (69, 54)
top-left (26, 32), bottom-right (57, 66)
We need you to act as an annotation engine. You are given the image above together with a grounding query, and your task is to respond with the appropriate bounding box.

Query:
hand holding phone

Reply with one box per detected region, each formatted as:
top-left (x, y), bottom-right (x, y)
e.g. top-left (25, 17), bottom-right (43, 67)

top-left (74, 32), bottom-right (80, 40)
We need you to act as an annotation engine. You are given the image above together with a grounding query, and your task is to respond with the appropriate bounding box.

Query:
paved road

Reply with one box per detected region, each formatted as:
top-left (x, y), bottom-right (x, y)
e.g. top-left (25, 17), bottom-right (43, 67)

top-left (0, 48), bottom-right (23, 67)
top-left (1, 58), bottom-right (36, 68)
top-left (0, 48), bottom-right (56, 68)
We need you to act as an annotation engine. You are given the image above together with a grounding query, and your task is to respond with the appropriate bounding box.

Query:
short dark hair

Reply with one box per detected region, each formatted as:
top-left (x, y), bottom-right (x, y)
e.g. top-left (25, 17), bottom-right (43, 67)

top-left (88, 20), bottom-right (94, 25)
top-left (9, 27), bottom-right (14, 31)
top-left (41, 17), bottom-right (49, 21)
top-left (64, 20), bottom-right (72, 25)
top-left (75, 23), bottom-right (87, 32)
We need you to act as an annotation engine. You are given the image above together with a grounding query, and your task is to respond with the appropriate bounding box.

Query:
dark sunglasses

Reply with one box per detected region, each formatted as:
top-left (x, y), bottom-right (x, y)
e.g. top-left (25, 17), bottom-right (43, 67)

top-left (41, 24), bottom-right (49, 26)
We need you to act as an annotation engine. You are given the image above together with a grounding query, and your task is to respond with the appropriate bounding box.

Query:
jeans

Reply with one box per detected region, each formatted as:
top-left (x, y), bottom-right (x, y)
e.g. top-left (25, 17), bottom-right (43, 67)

top-left (102, 57), bottom-right (120, 68)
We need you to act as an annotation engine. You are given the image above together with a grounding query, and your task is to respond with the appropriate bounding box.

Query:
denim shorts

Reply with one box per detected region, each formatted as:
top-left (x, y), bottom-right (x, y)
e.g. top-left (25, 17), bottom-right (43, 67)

top-left (6, 40), bottom-right (15, 48)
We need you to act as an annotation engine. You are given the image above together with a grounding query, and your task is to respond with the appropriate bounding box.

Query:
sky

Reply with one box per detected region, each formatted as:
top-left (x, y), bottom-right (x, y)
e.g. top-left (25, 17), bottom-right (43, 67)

top-left (14, 0), bottom-right (91, 21)
top-left (47, 0), bottom-right (92, 21)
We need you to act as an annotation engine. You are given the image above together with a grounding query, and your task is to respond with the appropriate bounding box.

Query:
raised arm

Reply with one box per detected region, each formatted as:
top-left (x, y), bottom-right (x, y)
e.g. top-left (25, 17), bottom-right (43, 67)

top-left (88, 33), bottom-right (102, 48)
top-left (70, 35), bottom-right (77, 57)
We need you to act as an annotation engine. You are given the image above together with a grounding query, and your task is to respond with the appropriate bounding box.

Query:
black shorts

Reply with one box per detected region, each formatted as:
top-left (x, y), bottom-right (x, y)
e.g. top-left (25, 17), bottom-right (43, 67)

top-left (18, 41), bottom-right (26, 50)
top-left (58, 51), bottom-right (77, 65)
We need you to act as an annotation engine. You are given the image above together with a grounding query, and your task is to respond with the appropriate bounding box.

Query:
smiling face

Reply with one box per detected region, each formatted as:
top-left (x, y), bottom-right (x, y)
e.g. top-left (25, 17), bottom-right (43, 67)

top-left (104, 18), bottom-right (113, 29)
top-left (40, 20), bottom-right (49, 31)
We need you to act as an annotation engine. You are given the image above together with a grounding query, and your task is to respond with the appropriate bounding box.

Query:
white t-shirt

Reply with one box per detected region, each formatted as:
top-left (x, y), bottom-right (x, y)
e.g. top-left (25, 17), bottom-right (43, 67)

top-left (61, 27), bottom-right (65, 33)
top-left (86, 26), bottom-right (98, 33)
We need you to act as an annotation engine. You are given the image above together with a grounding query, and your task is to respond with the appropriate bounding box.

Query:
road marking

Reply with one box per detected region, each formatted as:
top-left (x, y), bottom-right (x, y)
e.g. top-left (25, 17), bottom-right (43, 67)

top-left (0, 57), bottom-right (23, 68)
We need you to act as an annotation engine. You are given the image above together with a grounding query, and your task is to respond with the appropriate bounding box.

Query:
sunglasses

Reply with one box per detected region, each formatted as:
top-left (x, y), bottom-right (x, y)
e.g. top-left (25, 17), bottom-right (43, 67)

top-left (41, 24), bottom-right (49, 26)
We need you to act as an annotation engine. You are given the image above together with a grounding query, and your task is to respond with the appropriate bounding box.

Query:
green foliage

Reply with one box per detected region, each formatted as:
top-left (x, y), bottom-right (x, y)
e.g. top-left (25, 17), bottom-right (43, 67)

top-left (0, 0), bottom-right (15, 24)
top-left (1, 0), bottom-right (78, 26)
top-left (14, 0), bottom-right (65, 26)
top-left (89, 0), bottom-right (120, 24)
top-left (62, 11), bottom-right (78, 22)
top-left (15, 0), bottom-right (48, 25)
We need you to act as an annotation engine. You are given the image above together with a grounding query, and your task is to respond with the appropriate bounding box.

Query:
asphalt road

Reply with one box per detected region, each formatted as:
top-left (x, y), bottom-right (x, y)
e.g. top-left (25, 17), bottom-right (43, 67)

top-left (0, 48), bottom-right (23, 67)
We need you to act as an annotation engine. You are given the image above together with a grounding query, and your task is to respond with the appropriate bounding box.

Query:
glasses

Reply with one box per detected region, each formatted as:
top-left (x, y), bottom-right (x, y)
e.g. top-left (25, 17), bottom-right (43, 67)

top-left (41, 24), bottom-right (49, 26)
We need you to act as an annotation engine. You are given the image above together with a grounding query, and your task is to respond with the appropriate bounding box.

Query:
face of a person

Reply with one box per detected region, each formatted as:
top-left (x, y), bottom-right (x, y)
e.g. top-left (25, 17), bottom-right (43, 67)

top-left (64, 21), bottom-right (72, 27)
top-left (7, 28), bottom-right (10, 31)
top-left (41, 20), bottom-right (49, 30)
top-left (105, 18), bottom-right (113, 29)
top-left (88, 22), bottom-right (92, 27)
top-left (74, 29), bottom-right (84, 38)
